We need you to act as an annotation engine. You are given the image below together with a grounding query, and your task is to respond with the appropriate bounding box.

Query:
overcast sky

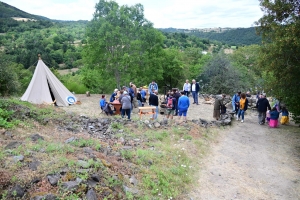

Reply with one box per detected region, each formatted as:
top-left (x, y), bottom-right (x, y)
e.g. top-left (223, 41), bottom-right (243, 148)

top-left (2, 0), bottom-right (263, 28)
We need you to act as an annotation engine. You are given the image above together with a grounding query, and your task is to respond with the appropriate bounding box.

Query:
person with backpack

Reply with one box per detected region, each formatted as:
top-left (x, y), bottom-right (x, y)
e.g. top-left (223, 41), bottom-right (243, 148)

top-left (165, 92), bottom-right (177, 121)
top-left (121, 91), bottom-right (132, 120)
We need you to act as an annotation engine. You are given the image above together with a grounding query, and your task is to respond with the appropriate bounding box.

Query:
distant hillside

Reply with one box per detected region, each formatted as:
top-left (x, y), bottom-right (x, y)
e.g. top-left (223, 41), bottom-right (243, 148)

top-left (160, 27), bottom-right (261, 46)
top-left (0, 1), bottom-right (49, 20)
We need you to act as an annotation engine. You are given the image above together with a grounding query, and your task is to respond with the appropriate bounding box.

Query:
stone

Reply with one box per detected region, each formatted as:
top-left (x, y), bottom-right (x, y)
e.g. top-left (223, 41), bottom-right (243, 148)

top-left (119, 129), bottom-right (124, 133)
top-left (77, 160), bottom-right (90, 168)
top-left (129, 175), bottom-right (138, 186)
top-left (87, 179), bottom-right (98, 187)
top-left (5, 141), bottom-right (21, 150)
top-left (13, 155), bottom-right (24, 162)
top-left (31, 194), bottom-right (57, 200)
top-left (119, 137), bottom-right (125, 144)
top-left (144, 120), bottom-right (150, 124)
top-left (86, 189), bottom-right (97, 200)
top-left (31, 178), bottom-right (41, 184)
top-left (123, 185), bottom-right (139, 194)
top-left (83, 147), bottom-right (93, 154)
top-left (223, 119), bottom-right (231, 125)
top-left (91, 174), bottom-right (101, 182)
top-left (61, 181), bottom-right (79, 191)
top-left (65, 137), bottom-right (77, 144)
top-left (28, 160), bottom-right (40, 171)
top-left (154, 122), bottom-right (161, 128)
top-left (3, 131), bottom-right (13, 139)
top-left (123, 146), bottom-right (132, 149)
top-left (30, 134), bottom-right (44, 141)
top-left (10, 185), bottom-right (25, 198)
top-left (47, 174), bottom-right (60, 186)
top-left (133, 138), bottom-right (140, 142)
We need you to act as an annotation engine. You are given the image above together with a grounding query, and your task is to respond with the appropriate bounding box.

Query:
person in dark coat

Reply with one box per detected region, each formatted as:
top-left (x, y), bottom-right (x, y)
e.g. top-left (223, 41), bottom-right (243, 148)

top-left (149, 90), bottom-right (159, 119)
top-left (256, 94), bottom-right (271, 125)
top-left (173, 88), bottom-right (181, 115)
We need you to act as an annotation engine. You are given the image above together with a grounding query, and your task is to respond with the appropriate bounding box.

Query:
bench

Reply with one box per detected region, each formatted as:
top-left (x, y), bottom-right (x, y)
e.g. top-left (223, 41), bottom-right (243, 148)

top-left (138, 106), bottom-right (156, 119)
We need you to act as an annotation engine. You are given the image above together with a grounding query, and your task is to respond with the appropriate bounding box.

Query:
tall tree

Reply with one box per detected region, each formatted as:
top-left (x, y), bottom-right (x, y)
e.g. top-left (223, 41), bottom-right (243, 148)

top-left (82, 0), bottom-right (164, 90)
top-left (255, 0), bottom-right (300, 120)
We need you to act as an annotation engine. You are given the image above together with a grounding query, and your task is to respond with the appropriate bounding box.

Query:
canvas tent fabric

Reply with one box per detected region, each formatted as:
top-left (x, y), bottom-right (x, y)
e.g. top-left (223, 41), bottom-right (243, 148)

top-left (21, 59), bottom-right (75, 106)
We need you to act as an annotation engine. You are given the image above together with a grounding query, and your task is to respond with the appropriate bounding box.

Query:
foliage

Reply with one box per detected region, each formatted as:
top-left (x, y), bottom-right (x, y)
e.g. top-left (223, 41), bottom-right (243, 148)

top-left (83, 0), bottom-right (165, 90)
top-left (198, 53), bottom-right (248, 94)
top-left (255, 0), bottom-right (300, 120)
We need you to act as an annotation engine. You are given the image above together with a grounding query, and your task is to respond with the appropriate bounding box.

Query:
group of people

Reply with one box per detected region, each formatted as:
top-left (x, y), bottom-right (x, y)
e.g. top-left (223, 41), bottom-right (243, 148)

top-left (231, 91), bottom-right (289, 127)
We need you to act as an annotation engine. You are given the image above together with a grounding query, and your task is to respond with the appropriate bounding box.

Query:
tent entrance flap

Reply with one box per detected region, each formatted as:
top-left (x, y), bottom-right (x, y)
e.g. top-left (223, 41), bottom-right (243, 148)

top-left (47, 80), bottom-right (56, 104)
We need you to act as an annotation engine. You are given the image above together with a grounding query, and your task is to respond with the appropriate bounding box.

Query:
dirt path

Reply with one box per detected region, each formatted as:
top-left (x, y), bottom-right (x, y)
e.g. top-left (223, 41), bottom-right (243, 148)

top-left (188, 110), bottom-right (300, 200)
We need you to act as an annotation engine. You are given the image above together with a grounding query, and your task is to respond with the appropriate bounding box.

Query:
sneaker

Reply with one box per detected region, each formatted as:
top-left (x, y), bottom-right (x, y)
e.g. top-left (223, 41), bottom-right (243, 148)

top-left (241, 120), bottom-right (244, 123)
top-left (236, 117), bottom-right (239, 120)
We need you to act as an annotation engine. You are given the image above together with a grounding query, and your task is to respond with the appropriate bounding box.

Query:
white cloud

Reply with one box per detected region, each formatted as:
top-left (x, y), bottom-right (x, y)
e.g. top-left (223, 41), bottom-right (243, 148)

top-left (1, 0), bottom-right (263, 28)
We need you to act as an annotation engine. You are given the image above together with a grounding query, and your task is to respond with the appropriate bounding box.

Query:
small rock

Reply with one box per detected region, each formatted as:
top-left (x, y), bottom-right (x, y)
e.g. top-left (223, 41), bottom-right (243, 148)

top-left (123, 185), bottom-right (139, 194)
top-left (119, 137), bottom-right (125, 144)
top-left (86, 189), bottom-right (97, 200)
top-left (154, 122), bottom-right (161, 128)
top-left (129, 175), bottom-right (138, 186)
top-left (119, 129), bottom-right (124, 133)
top-left (31, 194), bottom-right (57, 200)
top-left (47, 174), bottom-right (60, 186)
top-left (28, 161), bottom-right (40, 171)
top-left (61, 181), bottom-right (79, 191)
top-left (30, 134), bottom-right (44, 141)
top-left (83, 147), bottom-right (93, 154)
top-left (3, 131), bottom-right (13, 139)
top-left (31, 178), bottom-right (41, 184)
top-left (77, 160), bottom-right (90, 168)
top-left (123, 146), bottom-right (132, 149)
top-left (10, 185), bottom-right (25, 198)
top-left (65, 137), bottom-right (77, 143)
top-left (5, 141), bottom-right (21, 150)
top-left (76, 178), bottom-right (83, 184)
top-left (133, 138), bottom-right (140, 142)
top-left (13, 155), bottom-right (24, 162)
top-left (91, 174), bottom-right (101, 182)
top-left (87, 179), bottom-right (98, 187)
top-left (144, 120), bottom-right (150, 124)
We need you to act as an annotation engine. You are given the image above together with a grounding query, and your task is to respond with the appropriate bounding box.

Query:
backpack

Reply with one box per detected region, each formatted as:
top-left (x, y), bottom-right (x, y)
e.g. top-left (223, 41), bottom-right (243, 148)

top-left (167, 97), bottom-right (173, 109)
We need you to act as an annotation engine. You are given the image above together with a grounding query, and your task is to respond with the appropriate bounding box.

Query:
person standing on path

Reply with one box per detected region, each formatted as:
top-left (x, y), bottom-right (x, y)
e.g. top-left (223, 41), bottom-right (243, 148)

top-left (149, 90), bottom-right (159, 120)
top-left (120, 91), bottom-right (131, 120)
top-left (213, 94), bottom-right (226, 120)
top-left (165, 92), bottom-right (177, 122)
top-left (178, 91), bottom-right (190, 122)
top-left (237, 93), bottom-right (249, 123)
top-left (173, 88), bottom-right (181, 116)
top-left (256, 93), bottom-right (271, 125)
top-left (183, 79), bottom-right (191, 97)
top-left (148, 81), bottom-right (158, 94)
top-left (191, 79), bottom-right (200, 105)
top-left (130, 82), bottom-right (138, 108)
top-left (232, 91), bottom-right (241, 114)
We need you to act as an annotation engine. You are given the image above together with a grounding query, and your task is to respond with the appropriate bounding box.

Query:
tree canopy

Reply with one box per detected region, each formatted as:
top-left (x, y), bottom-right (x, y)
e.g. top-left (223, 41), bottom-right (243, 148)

top-left (255, 0), bottom-right (300, 120)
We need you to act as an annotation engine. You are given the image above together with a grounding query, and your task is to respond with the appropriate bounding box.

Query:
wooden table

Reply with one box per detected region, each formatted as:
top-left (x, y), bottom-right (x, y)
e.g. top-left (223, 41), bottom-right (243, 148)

top-left (138, 106), bottom-right (156, 119)
top-left (110, 102), bottom-right (122, 115)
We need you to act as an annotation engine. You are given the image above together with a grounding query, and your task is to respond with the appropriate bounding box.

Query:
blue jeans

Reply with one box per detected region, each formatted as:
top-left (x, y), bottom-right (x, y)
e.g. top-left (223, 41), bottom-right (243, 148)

top-left (184, 91), bottom-right (190, 97)
top-left (138, 100), bottom-right (142, 107)
top-left (150, 105), bottom-right (159, 119)
top-left (238, 109), bottom-right (245, 120)
top-left (122, 109), bottom-right (131, 119)
top-left (192, 91), bottom-right (198, 104)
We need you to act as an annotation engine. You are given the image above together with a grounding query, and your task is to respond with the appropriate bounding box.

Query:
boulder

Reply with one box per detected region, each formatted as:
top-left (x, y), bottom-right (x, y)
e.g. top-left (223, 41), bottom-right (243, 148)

top-left (77, 160), bottom-right (90, 168)
top-left (61, 181), bottom-right (79, 191)
top-left (30, 134), bottom-right (44, 141)
top-left (5, 141), bottom-right (21, 150)
top-left (13, 155), bottom-right (24, 162)
top-left (10, 185), bottom-right (25, 198)
top-left (47, 174), bottom-right (60, 186)
top-left (86, 189), bottom-right (97, 200)
top-left (31, 194), bottom-right (57, 200)
top-left (154, 122), bottom-right (161, 128)
top-left (65, 137), bottom-right (77, 144)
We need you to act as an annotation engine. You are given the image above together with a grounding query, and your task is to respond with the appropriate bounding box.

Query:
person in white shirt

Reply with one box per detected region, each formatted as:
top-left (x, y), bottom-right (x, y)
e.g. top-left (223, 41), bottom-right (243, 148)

top-left (183, 79), bottom-right (191, 97)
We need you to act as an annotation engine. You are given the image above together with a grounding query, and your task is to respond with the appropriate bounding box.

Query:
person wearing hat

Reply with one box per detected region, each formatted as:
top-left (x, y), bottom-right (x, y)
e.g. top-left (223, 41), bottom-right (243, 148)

top-left (110, 89), bottom-right (118, 102)
top-left (121, 91), bottom-right (132, 120)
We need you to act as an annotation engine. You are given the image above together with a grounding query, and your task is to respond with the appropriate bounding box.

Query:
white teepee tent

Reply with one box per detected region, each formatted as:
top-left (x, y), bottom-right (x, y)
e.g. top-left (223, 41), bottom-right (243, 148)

top-left (21, 57), bottom-right (76, 106)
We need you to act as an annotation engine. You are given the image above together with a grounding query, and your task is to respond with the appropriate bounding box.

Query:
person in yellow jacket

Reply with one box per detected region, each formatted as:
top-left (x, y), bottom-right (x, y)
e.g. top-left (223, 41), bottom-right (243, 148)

top-left (237, 93), bottom-right (249, 123)
top-left (280, 106), bottom-right (289, 125)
